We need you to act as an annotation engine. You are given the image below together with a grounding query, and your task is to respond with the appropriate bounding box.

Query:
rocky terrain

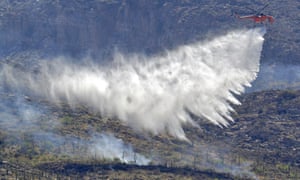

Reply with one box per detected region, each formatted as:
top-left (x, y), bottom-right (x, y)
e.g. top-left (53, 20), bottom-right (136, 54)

top-left (0, 0), bottom-right (299, 63)
top-left (0, 1), bottom-right (299, 90)
top-left (0, 1), bottom-right (299, 180)
top-left (0, 89), bottom-right (299, 179)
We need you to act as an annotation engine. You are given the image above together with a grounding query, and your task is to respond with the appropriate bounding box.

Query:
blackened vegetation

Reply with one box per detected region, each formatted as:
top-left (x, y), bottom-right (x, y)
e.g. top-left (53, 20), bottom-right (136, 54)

top-left (37, 162), bottom-right (238, 180)
top-left (0, 90), bottom-right (299, 179)
top-left (0, 161), bottom-right (239, 180)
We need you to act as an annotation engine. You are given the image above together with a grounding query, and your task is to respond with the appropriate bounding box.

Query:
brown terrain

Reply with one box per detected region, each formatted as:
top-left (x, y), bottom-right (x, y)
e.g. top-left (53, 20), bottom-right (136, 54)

top-left (0, 89), bottom-right (299, 179)
top-left (0, 1), bottom-right (299, 180)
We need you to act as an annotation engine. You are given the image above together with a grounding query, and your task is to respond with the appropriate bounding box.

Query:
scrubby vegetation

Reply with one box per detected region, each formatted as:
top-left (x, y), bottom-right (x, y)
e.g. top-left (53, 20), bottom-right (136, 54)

top-left (0, 90), bottom-right (299, 179)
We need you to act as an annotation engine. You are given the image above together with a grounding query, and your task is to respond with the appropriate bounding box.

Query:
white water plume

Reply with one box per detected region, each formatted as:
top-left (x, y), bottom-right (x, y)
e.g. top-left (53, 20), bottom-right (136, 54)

top-left (1, 28), bottom-right (266, 140)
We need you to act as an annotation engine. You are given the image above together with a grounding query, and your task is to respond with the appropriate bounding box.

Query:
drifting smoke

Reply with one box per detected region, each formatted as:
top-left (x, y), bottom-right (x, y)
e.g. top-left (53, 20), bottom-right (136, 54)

top-left (32, 132), bottom-right (150, 165)
top-left (188, 143), bottom-right (258, 179)
top-left (1, 27), bottom-right (265, 140)
top-left (0, 93), bottom-right (51, 133)
top-left (89, 133), bottom-right (150, 165)
top-left (251, 63), bottom-right (300, 91)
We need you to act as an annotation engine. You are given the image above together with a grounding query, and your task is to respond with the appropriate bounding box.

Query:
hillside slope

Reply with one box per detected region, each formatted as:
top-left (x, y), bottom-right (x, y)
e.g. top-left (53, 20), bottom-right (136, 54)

top-left (0, 90), bottom-right (299, 179)
top-left (0, 0), bottom-right (299, 64)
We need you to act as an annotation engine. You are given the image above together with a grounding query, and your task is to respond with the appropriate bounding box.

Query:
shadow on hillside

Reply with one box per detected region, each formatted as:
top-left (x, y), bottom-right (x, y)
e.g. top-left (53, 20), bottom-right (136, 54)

top-left (37, 161), bottom-right (240, 179)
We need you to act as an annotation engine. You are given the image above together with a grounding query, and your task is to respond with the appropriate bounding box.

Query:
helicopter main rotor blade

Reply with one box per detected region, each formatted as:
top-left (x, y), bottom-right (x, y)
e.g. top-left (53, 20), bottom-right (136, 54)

top-left (257, 4), bottom-right (269, 14)
top-left (245, 7), bottom-right (257, 13)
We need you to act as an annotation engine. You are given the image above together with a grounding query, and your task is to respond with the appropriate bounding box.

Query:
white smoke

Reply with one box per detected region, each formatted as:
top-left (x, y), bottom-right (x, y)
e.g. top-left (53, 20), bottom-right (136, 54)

top-left (252, 63), bottom-right (300, 91)
top-left (32, 132), bottom-right (150, 165)
top-left (89, 134), bottom-right (150, 165)
top-left (1, 27), bottom-right (266, 140)
top-left (0, 94), bottom-right (50, 133)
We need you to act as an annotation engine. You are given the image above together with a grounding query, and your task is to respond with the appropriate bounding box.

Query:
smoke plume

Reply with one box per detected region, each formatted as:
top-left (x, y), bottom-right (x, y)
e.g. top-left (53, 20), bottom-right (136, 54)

top-left (251, 63), bottom-right (300, 91)
top-left (1, 27), bottom-right (266, 140)
top-left (89, 133), bottom-right (150, 165)
top-left (32, 132), bottom-right (150, 165)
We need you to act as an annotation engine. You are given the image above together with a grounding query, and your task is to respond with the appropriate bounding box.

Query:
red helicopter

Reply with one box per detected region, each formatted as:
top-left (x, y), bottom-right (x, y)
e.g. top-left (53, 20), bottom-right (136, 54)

top-left (233, 4), bottom-right (275, 24)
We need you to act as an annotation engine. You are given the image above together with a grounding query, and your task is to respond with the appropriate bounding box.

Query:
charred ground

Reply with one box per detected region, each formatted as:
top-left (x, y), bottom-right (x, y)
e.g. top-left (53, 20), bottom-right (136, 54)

top-left (0, 89), bottom-right (299, 179)
top-left (0, 1), bottom-right (299, 179)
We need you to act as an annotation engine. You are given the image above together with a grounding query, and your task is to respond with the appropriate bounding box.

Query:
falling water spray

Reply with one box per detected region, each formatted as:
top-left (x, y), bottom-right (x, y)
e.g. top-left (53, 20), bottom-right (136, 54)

top-left (1, 27), bottom-right (266, 141)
